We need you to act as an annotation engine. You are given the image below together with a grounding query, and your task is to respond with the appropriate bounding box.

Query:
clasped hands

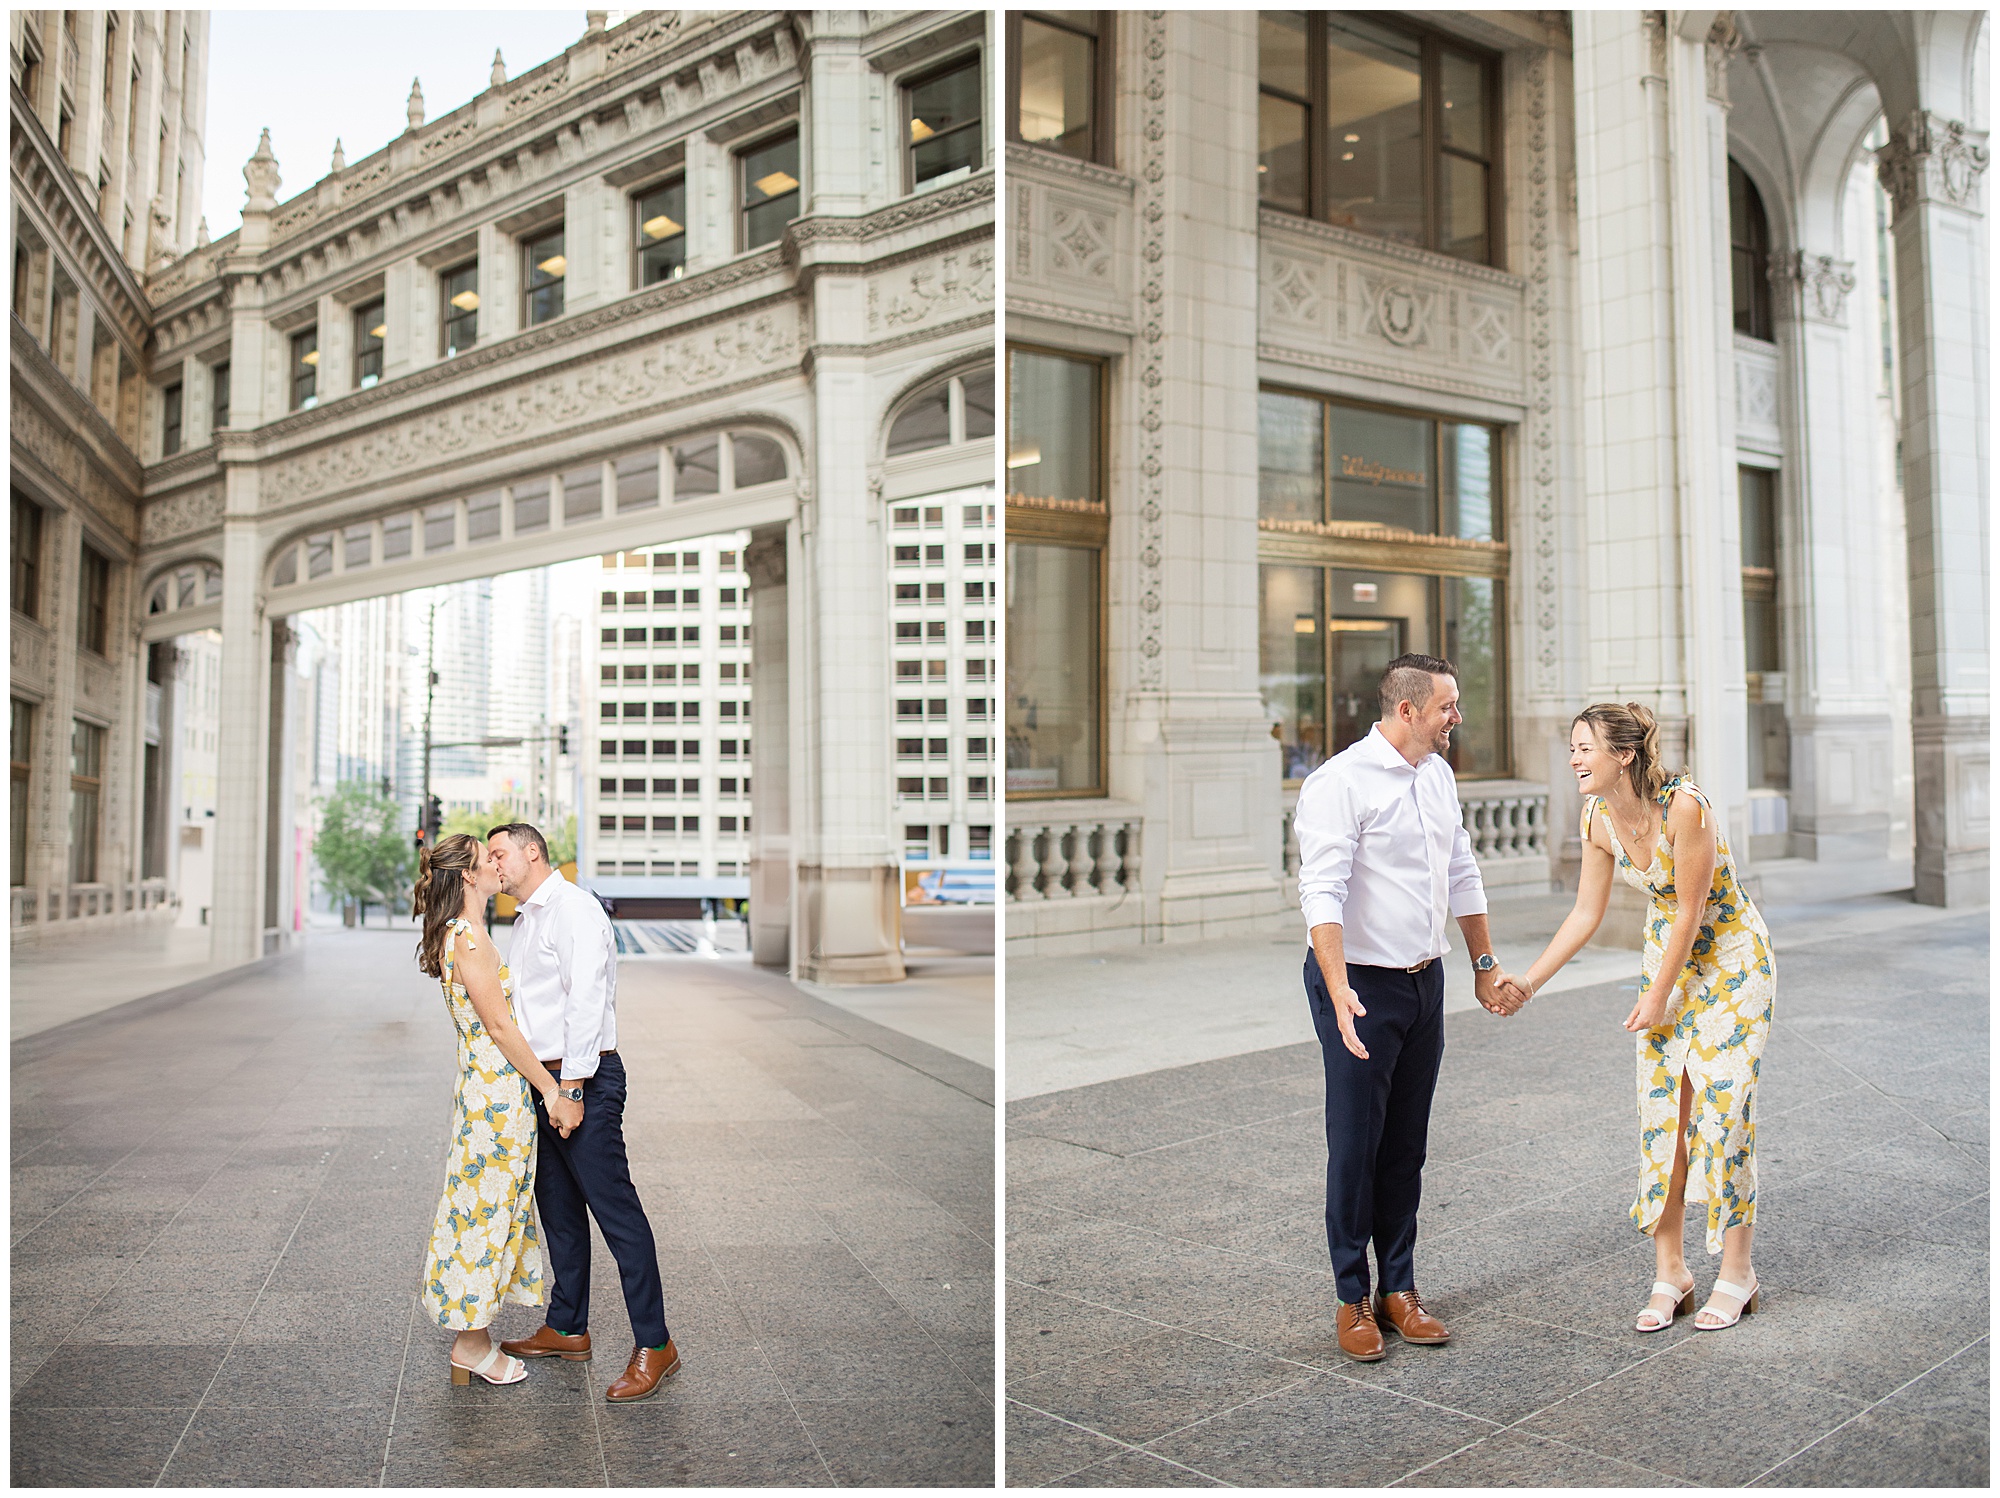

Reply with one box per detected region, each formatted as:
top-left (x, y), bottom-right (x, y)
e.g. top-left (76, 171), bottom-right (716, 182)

top-left (1476, 966), bottom-right (1535, 1018)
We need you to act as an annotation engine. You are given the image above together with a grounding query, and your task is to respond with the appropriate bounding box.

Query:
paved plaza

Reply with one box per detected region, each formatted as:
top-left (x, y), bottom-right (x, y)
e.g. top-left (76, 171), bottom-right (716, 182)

top-left (1006, 889), bottom-right (1989, 1486)
top-left (12, 928), bottom-right (994, 1487)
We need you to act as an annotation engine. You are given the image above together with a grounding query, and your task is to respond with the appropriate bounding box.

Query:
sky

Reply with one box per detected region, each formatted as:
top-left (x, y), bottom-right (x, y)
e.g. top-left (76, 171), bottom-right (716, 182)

top-left (201, 11), bottom-right (593, 239)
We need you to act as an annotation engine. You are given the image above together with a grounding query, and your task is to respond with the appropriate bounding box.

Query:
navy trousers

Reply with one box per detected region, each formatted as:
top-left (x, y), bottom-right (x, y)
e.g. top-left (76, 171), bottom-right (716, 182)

top-left (1305, 952), bottom-right (1446, 1304)
top-left (532, 1052), bottom-right (669, 1348)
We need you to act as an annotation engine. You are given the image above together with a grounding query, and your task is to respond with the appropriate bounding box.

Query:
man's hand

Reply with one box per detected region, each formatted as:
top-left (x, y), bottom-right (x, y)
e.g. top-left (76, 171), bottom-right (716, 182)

top-left (1328, 981), bottom-right (1370, 1060)
top-left (546, 1091), bottom-right (584, 1137)
top-left (1474, 966), bottom-right (1513, 1016)
top-left (1494, 973), bottom-right (1534, 1014)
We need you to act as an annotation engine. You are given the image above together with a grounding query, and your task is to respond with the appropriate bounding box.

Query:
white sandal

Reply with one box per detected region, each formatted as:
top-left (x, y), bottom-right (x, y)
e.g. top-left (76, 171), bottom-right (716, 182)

top-left (1694, 1276), bottom-right (1759, 1330)
top-left (1635, 1277), bottom-right (1695, 1332)
top-left (451, 1342), bottom-right (528, 1385)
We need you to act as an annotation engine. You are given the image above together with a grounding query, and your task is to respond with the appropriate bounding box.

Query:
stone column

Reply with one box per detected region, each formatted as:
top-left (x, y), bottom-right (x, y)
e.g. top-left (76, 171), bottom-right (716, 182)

top-left (745, 526), bottom-right (792, 968)
top-left (1768, 229), bottom-right (1898, 861)
top-left (31, 508), bottom-right (81, 918)
top-left (1876, 111), bottom-right (1989, 906)
top-left (211, 464), bottom-right (271, 965)
top-left (1571, 13), bottom-right (1700, 944)
top-left (799, 12), bottom-right (869, 218)
top-left (1107, 11), bottom-right (1287, 944)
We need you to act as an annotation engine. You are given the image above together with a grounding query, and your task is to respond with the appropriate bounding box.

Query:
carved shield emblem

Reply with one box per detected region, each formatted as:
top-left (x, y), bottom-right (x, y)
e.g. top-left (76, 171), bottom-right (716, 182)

top-left (1376, 283), bottom-right (1422, 346)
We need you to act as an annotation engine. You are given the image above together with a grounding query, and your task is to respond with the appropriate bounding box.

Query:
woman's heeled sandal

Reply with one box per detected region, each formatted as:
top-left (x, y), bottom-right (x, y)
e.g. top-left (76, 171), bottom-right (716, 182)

top-left (451, 1343), bottom-right (528, 1385)
top-left (1694, 1276), bottom-right (1759, 1330)
top-left (1635, 1278), bottom-right (1695, 1332)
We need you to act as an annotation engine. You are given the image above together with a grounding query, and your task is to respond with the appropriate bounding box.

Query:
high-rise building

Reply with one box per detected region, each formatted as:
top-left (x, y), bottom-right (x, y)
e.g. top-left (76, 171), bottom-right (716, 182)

top-left (584, 533), bottom-right (754, 898)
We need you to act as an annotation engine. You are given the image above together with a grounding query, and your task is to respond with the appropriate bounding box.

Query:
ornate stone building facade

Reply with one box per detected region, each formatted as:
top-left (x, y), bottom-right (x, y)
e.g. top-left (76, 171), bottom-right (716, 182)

top-left (10, 10), bottom-right (208, 939)
top-left (14, 10), bottom-right (995, 983)
top-left (1004, 10), bottom-right (1986, 952)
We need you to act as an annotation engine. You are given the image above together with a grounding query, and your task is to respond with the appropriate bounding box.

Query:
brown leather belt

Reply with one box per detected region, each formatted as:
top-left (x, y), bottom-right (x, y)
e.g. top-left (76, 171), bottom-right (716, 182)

top-left (538, 1048), bottom-right (618, 1067)
top-left (1402, 959), bottom-right (1433, 974)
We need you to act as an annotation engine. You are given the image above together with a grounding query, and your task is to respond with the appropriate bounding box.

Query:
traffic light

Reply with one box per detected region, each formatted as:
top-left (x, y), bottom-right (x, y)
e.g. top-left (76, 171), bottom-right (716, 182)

top-left (414, 826), bottom-right (427, 855)
top-left (426, 795), bottom-right (443, 843)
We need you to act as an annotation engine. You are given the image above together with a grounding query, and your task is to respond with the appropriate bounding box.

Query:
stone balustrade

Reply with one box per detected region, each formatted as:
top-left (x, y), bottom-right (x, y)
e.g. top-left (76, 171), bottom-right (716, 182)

top-left (1282, 779), bottom-right (1551, 893)
top-left (1006, 813), bottom-right (1142, 902)
top-left (11, 878), bottom-right (174, 933)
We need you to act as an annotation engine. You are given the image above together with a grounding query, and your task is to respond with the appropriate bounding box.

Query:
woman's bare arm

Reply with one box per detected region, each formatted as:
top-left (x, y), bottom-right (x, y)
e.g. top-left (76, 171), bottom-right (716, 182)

top-left (1624, 791), bottom-right (1717, 1030)
top-left (453, 931), bottom-right (561, 1100)
top-left (1517, 831), bottom-right (1616, 999)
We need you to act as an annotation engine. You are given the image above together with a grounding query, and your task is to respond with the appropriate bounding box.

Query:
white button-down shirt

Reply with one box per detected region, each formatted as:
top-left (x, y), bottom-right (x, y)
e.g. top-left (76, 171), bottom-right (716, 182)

top-left (1294, 724), bottom-right (1487, 968)
top-left (508, 868), bottom-right (618, 1079)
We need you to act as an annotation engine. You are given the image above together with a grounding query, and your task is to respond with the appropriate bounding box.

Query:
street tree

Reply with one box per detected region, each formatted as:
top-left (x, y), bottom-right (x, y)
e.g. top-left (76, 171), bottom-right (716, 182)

top-left (316, 781), bottom-right (414, 927)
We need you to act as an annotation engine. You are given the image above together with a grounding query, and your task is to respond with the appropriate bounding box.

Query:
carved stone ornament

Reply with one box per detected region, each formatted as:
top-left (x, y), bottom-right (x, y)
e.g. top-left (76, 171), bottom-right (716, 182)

top-left (141, 487), bottom-right (226, 545)
top-left (406, 78), bottom-right (426, 133)
top-left (243, 128), bottom-right (282, 214)
top-left (1770, 250), bottom-right (1856, 325)
top-left (1704, 12), bottom-right (1741, 106)
top-left (1374, 282), bottom-right (1424, 346)
top-left (1876, 110), bottom-right (1990, 220)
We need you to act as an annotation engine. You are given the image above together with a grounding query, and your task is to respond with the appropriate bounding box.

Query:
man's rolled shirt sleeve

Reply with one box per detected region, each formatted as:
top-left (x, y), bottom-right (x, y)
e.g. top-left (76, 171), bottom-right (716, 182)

top-left (1296, 774), bottom-right (1359, 930)
top-left (1446, 816), bottom-right (1488, 917)
top-left (552, 898), bottom-right (609, 1081)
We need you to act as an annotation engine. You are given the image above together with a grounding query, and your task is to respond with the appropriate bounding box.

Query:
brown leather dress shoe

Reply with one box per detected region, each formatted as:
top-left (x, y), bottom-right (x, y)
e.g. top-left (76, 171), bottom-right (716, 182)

top-left (1373, 1290), bottom-right (1450, 1345)
top-left (605, 1340), bottom-right (681, 1402)
top-left (1336, 1300), bottom-right (1386, 1362)
top-left (500, 1325), bottom-right (593, 1361)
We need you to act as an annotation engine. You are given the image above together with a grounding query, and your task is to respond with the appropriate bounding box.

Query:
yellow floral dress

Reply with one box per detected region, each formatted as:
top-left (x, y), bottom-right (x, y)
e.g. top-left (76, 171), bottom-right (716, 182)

top-left (422, 918), bottom-right (545, 1329)
top-left (1587, 778), bottom-right (1774, 1255)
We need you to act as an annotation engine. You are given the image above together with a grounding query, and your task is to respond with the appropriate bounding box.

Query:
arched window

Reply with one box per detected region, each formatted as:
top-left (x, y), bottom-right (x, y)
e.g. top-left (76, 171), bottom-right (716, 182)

top-left (1729, 158), bottom-right (1772, 341)
top-left (886, 367), bottom-right (995, 457)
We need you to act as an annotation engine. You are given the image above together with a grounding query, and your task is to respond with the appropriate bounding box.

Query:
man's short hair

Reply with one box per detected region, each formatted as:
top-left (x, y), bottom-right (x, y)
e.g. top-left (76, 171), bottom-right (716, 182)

top-left (1378, 653), bottom-right (1459, 716)
top-left (487, 822), bottom-right (550, 864)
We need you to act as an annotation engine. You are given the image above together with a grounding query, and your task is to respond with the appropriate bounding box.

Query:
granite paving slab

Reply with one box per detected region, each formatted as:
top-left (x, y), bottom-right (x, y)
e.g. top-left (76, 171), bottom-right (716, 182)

top-left (12, 928), bottom-right (993, 1486)
top-left (1005, 910), bottom-right (1988, 1486)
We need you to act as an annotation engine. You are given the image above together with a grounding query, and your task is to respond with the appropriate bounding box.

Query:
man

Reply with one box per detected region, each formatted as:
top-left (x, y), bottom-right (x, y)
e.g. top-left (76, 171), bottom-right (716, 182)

top-left (486, 823), bottom-right (680, 1401)
top-left (1294, 654), bottom-right (1523, 1363)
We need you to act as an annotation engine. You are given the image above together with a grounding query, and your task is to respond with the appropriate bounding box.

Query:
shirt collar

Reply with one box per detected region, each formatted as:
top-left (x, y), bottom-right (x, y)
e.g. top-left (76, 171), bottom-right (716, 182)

top-left (1365, 723), bottom-right (1428, 773)
top-left (519, 868), bottom-right (566, 909)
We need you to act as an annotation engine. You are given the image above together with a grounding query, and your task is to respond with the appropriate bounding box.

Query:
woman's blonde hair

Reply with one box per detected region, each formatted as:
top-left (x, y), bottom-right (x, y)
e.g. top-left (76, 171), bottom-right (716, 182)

top-left (1572, 702), bottom-right (1679, 801)
top-left (412, 832), bottom-right (481, 979)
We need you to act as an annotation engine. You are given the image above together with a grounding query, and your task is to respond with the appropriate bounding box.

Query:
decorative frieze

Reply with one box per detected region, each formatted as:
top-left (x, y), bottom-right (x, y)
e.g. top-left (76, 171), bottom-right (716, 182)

top-left (141, 487), bottom-right (226, 545)
top-left (263, 305), bottom-right (803, 505)
top-left (867, 246), bottom-right (995, 333)
top-left (1258, 216), bottom-right (1529, 402)
top-left (1734, 338), bottom-right (1781, 449)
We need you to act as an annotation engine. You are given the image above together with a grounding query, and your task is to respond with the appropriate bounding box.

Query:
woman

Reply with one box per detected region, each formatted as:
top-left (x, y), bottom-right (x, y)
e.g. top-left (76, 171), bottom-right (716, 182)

top-left (1504, 704), bottom-right (1772, 1333)
top-left (413, 833), bottom-right (563, 1384)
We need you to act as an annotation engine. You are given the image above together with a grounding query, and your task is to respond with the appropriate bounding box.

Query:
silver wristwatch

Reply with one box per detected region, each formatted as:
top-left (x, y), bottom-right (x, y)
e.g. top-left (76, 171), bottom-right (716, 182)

top-left (551, 1085), bottom-right (583, 1102)
top-left (1472, 953), bottom-right (1497, 973)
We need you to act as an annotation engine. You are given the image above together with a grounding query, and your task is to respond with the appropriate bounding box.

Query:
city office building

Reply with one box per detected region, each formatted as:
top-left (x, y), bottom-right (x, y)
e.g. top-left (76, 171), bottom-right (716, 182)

top-left (1005, 10), bottom-right (1986, 952)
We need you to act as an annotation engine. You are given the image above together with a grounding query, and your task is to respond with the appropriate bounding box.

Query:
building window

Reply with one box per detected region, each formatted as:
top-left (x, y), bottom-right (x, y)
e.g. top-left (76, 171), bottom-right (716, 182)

top-left (78, 544), bottom-right (111, 656)
top-left (887, 367), bottom-right (994, 457)
top-left (1010, 12), bottom-right (1109, 164)
top-left (1739, 465), bottom-right (1788, 789)
top-left (12, 490), bottom-right (42, 621)
top-left (10, 697), bottom-right (31, 886)
top-left (161, 382), bottom-right (182, 456)
top-left (354, 299), bottom-right (386, 388)
top-left (1006, 346), bottom-right (1105, 797)
top-left (1257, 389), bottom-right (1506, 780)
top-left (907, 53), bottom-right (983, 191)
top-left (440, 262), bottom-right (478, 356)
top-left (524, 228), bottom-right (565, 326)
top-left (210, 361), bottom-right (230, 431)
top-left (290, 327), bottom-right (318, 410)
top-left (634, 180), bottom-right (687, 286)
top-left (70, 718), bottom-right (103, 884)
top-left (1258, 12), bottom-right (1498, 265)
top-left (740, 130), bottom-right (799, 251)
top-left (1729, 158), bottom-right (1773, 342)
